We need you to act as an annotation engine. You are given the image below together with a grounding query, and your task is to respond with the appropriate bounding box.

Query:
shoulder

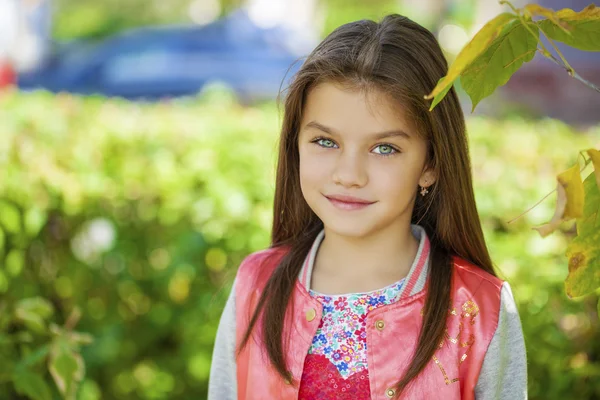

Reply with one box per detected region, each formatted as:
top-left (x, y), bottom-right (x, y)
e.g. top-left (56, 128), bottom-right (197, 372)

top-left (451, 255), bottom-right (504, 296)
top-left (449, 255), bottom-right (505, 324)
top-left (235, 245), bottom-right (291, 287)
top-left (449, 256), bottom-right (513, 343)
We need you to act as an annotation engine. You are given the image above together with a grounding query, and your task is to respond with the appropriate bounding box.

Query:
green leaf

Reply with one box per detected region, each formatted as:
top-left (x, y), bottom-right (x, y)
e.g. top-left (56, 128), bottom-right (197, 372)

top-left (425, 12), bottom-right (517, 109)
top-left (537, 4), bottom-right (600, 51)
top-left (565, 173), bottom-right (600, 298)
top-left (587, 149), bottom-right (600, 190)
top-left (0, 200), bottom-right (21, 234)
top-left (6, 249), bottom-right (25, 277)
top-left (427, 77), bottom-right (453, 111)
top-left (16, 345), bottom-right (50, 370)
top-left (24, 207), bottom-right (48, 238)
top-left (461, 20), bottom-right (538, 111)
top-left (13, 371), bottom-right (52, 400)
top-left (16, 298), bottom-right (54, 319)
top-left (48, 340), bottom-right (85, 400)
top-left (14, 312), bottom-right (46, 334)
top-left (15, 297), bottom-right (55, 335)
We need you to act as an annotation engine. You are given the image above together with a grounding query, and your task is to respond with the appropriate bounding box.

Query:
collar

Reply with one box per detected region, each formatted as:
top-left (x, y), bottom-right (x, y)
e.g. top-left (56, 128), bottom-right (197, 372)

top-left (297, 224), bottom-right (431, 301)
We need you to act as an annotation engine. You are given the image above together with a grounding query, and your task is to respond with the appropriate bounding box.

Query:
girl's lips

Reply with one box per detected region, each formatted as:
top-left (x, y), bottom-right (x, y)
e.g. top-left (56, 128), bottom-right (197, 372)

top-left (326, 196), bottom-right (375, 211)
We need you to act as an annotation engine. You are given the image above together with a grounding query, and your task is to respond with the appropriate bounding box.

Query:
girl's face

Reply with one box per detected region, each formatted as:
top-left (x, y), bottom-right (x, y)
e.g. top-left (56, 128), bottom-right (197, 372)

top-left (297, 82), bottom-right (435, 239)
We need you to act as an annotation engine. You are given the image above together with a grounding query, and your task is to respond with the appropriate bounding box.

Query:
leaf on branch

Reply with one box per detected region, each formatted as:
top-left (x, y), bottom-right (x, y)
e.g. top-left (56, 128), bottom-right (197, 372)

top-left (587, 148), bottom-right (600, 190)
top-left (424, 12), bottom-right (517, 110)
top-left (523, 4), bottom-right (571, 32)
top-left (537, 4), bottom-right (600, 51)
top-left (15, 298), bottom-right (54, 320)
top-left (533, 163), bottom-right (584, 237)
top-left (565, 173), bottom-right (600, 298)
top-left (14, 297), bottom-right (55, 335)
top-left (461, 20), bottom-right (538, 111)
top-left (48, 339), bottom-right (85, 400)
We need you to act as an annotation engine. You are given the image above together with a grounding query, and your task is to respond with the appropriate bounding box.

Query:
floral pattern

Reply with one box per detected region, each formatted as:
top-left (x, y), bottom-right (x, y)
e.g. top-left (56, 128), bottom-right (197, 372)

top-left (298, 278), bottom-right (405, 399)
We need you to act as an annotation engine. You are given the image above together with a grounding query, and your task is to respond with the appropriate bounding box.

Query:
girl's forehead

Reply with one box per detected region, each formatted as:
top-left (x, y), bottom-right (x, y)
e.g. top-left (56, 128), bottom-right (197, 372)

top-left (300, 82), bottom-right (416, 138)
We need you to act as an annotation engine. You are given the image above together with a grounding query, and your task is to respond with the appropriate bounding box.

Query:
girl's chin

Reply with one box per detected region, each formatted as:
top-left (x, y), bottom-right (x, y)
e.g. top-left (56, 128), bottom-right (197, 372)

top-left (317, 216), bottom-right (378, 238)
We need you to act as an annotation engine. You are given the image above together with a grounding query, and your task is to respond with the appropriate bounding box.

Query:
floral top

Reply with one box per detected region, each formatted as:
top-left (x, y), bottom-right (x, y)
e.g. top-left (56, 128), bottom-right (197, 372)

top-left (298, 277), bottom-right (406, 399)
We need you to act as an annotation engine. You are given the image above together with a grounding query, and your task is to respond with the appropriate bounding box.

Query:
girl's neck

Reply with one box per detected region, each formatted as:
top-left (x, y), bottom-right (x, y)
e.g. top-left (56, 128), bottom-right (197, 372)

top-left (310, 223), bottom-right (419, 294)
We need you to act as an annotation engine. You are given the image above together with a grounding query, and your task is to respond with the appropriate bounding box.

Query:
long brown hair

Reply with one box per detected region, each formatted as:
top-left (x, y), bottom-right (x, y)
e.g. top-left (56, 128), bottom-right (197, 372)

top-left (237, 13), bottom-right (496, 397)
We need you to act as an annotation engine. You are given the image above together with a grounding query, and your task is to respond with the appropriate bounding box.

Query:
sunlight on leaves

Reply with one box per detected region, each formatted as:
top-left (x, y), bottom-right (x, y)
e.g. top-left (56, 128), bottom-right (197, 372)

top-left (537, 4), bottom-right (600, 51)
top-left (461, 19), bottom-right (538, 111)
top-left (425, 12), bottom-right (516, 109)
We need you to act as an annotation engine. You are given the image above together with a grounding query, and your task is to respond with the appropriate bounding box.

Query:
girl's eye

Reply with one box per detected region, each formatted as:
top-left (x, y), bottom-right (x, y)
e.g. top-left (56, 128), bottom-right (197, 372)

top-left (372, 144), bottom-right (398, 156)
top-left (311, 137), bottom-right (399, 157)
top-left (315, 138), bottom-right (337, 148)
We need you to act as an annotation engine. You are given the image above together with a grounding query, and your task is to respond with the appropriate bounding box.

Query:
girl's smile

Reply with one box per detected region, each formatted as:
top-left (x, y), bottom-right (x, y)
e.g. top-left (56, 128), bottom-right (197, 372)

top-left (324, 194), bottom-right (376, 211)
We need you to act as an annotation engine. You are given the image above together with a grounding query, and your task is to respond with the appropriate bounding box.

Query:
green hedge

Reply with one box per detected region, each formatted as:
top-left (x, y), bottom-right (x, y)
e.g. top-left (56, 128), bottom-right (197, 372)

top-left (0, 88), bottom-right (599, 399)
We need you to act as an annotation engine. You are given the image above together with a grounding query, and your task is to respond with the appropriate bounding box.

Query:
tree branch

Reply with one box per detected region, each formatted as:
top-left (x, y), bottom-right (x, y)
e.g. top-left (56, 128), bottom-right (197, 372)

top-left (541, 49), bottom-right (600, 93)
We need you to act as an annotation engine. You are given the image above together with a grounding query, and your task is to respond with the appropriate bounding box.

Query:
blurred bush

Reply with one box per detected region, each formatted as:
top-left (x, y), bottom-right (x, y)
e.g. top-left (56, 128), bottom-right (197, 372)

top-left (0, 87), bottom-right (279, 399)
top-left (0, 88), bottom-right (599, 399)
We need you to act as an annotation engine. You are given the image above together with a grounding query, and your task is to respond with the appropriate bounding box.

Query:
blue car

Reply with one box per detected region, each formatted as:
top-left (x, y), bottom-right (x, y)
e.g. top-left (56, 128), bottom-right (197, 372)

top-left (17, 9), bottom-right (311, 101)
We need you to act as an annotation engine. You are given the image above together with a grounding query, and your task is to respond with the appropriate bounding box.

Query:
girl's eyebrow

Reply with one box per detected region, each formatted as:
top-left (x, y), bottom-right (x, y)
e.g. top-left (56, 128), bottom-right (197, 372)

top-left (303, 120), bottom-right (411, 140)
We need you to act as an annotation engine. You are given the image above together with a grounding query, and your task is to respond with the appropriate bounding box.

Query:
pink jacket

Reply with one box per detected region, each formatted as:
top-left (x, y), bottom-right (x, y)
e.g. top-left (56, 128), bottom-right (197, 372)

top-left (232, 229), bottom-right (507, 399)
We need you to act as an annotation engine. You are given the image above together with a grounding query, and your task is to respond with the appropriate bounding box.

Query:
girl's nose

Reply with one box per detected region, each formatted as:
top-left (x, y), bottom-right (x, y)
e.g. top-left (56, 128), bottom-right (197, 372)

top-left (332, 150), bottom-right (368, 188)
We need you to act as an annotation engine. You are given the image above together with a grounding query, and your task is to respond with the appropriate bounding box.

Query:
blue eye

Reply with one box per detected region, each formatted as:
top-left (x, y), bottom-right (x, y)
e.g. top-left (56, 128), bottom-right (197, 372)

top-left (373, 144), bottom-right (397, 156)
top-left (315, 138), bottom-right (337, 148)
top-left (310, 137), bottom-right (399, 157)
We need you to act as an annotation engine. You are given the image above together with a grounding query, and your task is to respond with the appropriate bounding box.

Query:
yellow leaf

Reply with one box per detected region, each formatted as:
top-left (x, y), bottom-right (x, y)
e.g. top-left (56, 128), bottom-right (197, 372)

top-left (424, 13), bottom-right (516, 103)
top-left (560, 163), bottom-right (585, 219)
top-left (554, 4), bottom-right (600, 22)
top-left (534, 163), bottom-right (584, 237)
top-left (537, 4), bottom-right (600, 51)
top-left (524, 4), bottom-right (570, 32)
top-left (587, 148), bottom-right (600, 190)
top-left (564, 173), bottom-right (600, 298)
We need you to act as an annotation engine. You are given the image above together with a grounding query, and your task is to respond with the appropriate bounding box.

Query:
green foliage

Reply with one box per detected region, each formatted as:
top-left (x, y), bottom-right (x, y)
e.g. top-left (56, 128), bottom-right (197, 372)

top-left (426, 12), bottom-right (518, 109)
top-left (461, 19), bottom-right (539, 111)
top-left (0, 88), bottom-right (276, 399)
top-left (565, 173), bottom-right (600, 298)
top-left (427, 2), bottom-right (600, 306)
top-left (13, 371), bottom-right (52, 400)
top-left (52, 0), bottom-right (244, 40)
top-left (0, 89), bottom-right (599, 399)
top-left (319, 0), bottom-right (399, 36)
top-left (427, 3), bottom-right (600, 110)
top-left (537, 5), bottom-right (600, 51)
top-left (468, 116), bottom-right (600, 398)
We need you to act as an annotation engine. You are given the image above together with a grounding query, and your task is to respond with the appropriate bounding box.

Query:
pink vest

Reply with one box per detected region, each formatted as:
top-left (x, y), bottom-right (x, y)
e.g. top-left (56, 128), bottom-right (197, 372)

top-left (235, 242), bottom-right (503, 399)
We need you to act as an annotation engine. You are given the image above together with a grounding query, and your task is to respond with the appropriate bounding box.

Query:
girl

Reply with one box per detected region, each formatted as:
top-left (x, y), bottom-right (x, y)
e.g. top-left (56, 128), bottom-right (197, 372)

top-left (208, 13), bottom-right (527, 400)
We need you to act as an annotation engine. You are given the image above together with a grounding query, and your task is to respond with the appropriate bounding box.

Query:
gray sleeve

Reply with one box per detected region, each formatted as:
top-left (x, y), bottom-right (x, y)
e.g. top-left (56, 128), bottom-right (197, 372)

top-left (208, 277), bottom-right (238, 400)
top-left (474, 281), bottom-right (528, 399)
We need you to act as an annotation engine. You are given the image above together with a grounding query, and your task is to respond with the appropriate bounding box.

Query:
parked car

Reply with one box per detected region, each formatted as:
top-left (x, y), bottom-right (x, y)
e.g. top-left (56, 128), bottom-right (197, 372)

top-left (17, 9), bottom-right (312, 101)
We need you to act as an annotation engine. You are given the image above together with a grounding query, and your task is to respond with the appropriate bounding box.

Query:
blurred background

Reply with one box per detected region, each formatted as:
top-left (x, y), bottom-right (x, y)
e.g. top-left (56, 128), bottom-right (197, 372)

top-left (1, 0), bottom-right (599, 399)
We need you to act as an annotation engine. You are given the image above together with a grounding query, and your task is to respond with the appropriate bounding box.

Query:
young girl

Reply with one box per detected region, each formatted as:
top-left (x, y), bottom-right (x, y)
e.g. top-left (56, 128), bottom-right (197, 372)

top-left (208, 13), bottom-right (527, 400)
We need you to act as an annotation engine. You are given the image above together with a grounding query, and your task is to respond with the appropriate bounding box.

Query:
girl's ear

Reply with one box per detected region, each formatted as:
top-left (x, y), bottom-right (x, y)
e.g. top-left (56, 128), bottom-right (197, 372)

top-left (419, 169), bottom-right (437, 188)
